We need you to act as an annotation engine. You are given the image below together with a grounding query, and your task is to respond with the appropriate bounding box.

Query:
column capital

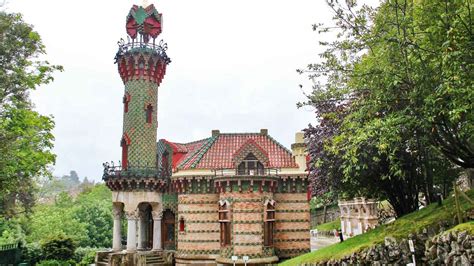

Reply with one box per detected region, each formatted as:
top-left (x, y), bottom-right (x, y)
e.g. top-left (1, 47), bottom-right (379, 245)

top-left (125, 210), bottom-right (139, 220)
top-left (113, 208), bottom-right (123, 219)
top-left (152, 210), bottom-right (163, 220)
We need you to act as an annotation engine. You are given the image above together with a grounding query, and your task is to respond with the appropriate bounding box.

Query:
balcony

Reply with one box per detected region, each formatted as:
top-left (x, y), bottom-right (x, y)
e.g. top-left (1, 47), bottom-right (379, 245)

top-left (102, 162), bottom-right (169, 180)
top-left (213, 168), bottom-right (279, 178)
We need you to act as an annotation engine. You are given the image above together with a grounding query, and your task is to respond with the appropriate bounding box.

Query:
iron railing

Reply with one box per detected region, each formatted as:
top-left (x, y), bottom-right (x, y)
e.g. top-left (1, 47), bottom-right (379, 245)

top-left (214, 168), bottom-right (279, 177)
top-left (115, 37), bottom-right (171, 64)
top-left (102, 161), bottom-right (169, 180)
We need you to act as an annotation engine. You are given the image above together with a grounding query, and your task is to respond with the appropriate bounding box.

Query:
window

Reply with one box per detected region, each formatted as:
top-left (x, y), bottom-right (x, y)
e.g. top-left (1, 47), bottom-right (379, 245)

top-left (121, 138), bottom-right (128, 169)
top-left (123, 94), bottom-right (130, 113)
top-left (179, 217), bottom-right (185, 232)
top-left (237, 153), bottom-right (264, 175)
top-left (219, 201), bottom-right (231, 246)
top-left (146, 104), bottom-right (153, 124)
top-left (264, 201), bottom-right (275, 246)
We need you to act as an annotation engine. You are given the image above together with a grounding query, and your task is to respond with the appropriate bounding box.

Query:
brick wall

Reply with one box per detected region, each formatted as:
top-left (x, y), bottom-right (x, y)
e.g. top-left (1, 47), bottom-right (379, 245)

top-left (274, 193), bottom-right (311, 258)
top-left (177, 194), bottom-right (220, 257)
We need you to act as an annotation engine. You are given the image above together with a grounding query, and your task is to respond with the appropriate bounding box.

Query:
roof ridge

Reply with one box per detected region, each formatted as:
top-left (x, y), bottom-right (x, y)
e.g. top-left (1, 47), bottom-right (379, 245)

top-left (177, 137), bottom-right (215, 169)
top-left (266, 134), bottom-right (294, 157)
top-left (173, 137), bottom-right (210, 145)
top-left (189, 136), bottom-right (219, 168)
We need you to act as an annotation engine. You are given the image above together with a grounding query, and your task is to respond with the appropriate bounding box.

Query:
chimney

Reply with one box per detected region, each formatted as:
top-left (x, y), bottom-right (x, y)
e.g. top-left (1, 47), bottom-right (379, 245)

top-left (291, 132), bottom-right (307, 172)
top-left (212, 130), bottom-right (220, 137)
top-left (260, 129), bottom-right (268, 135)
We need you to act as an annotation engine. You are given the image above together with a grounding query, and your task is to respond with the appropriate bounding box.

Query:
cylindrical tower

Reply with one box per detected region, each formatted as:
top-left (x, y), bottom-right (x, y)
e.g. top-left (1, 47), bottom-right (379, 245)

top-left (115, 4), bottom-right (171, 169)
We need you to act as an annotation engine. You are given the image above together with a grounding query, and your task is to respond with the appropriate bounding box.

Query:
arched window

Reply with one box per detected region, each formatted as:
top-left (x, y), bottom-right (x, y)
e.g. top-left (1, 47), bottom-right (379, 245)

top-left (219, 201), bottom-right (231, 246)
top-left (146, 104), bottom-right (153, 124)
top-left (121, 138), bottom-right (128, 169)
top-left (237, 153), bottom-right (264, 175)
top-left (264, 201), bottom-right (275, 246)
top-left (179, 217), bottom-right (185, 232)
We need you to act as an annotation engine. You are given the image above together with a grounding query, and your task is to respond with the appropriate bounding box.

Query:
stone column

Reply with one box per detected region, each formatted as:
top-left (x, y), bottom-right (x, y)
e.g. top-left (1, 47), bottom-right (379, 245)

top-left (152, 210), bottom-right (163, 251)
top-left (137, 209), bottom-right (147, 250)
top-left (126, 210), bottom-right (138, 252)
top-left (112, 206), bottom-right (123, 251)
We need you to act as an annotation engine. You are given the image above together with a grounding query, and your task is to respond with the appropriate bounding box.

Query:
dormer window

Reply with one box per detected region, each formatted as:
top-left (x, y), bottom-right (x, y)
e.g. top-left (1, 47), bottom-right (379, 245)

top-left (237, 153), bottom-right (264, 175)
top-left (146, 104), bottom-right (153, 124)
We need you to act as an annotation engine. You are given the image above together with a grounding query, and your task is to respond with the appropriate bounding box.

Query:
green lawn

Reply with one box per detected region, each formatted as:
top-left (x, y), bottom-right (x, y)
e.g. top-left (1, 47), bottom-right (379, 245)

top-left (313, 218), bottom-right (341, 231)
top-left (280, 190), bottom-right (474, 265)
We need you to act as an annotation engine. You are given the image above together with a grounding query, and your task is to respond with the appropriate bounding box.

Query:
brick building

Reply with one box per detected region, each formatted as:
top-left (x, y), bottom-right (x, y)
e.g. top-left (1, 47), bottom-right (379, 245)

top-left (98, 3), bottom-right (310, 265)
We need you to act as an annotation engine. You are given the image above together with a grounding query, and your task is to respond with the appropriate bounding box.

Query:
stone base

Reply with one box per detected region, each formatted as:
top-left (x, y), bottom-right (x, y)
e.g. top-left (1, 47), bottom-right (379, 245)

top-left (96, 250), bottom-right (173, 266)
top-left (216, 256), bottom-right (279, 265)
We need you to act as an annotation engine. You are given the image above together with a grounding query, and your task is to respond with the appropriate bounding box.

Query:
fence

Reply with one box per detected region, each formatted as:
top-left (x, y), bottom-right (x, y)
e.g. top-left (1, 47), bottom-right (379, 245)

top-left (0, 242), bottom-right (21, 265)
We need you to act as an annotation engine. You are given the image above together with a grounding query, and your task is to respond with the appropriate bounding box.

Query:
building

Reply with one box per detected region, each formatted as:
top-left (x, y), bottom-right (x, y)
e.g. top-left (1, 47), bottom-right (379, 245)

top-left (97, 3), bottom-right (310, 265)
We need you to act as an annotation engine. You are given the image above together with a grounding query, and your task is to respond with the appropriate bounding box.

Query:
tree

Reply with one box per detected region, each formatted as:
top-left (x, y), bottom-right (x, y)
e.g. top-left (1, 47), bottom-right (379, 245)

top-left (301, 0), bottom-right (470, 216)
top-left (0, 11), bottom-right (62, 217)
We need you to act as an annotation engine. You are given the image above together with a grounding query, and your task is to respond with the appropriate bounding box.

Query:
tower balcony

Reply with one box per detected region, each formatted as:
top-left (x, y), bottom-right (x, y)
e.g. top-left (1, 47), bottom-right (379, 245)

top-left (115, 38), bottom-right (171, 64)
top-left (115, 38), bottom-right (171, 84)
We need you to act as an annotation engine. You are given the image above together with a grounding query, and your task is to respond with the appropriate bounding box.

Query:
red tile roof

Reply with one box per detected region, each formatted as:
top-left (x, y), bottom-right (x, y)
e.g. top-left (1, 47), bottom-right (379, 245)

top-left (165, 132), bottom-right (298, 170)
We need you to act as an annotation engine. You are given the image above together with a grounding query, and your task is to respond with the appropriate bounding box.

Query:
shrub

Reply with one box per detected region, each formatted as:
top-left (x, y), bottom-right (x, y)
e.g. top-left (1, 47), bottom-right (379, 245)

top-left (37, 260), bottom-right (75, 266)
top-left (74, 246), bottom-right (98, 265)
top-left (41, 235), bottom-right (76, 261)
top-left (21, 242), bottom-right (43, 265)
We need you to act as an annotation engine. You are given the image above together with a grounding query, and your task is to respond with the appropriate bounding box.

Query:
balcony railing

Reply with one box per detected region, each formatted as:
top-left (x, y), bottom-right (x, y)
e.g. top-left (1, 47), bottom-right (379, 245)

top-left (102, 162), bottom-right (169, 180)
top-left (214, 168), bottom-right (279, 177)
top-left (115, 38), bottom-right (171, 64)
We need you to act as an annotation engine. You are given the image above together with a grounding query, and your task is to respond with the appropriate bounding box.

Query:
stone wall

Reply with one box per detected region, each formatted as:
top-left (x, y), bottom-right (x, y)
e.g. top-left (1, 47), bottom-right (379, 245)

top-left (301, 223), bottom-right (473, 265)
top-left (310, 205), bottom-right (340, 228)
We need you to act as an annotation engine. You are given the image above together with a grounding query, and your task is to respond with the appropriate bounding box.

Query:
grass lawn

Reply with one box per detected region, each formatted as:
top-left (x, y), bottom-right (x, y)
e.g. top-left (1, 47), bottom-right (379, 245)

top-left (280, 190), bottom-right (474, 265)
top-left (313, 218), bottom-right (341, 231)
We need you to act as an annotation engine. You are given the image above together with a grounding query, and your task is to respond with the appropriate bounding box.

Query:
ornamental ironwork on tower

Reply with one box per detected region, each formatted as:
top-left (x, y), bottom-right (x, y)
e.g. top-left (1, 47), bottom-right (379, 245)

top-left (103, 4), bottom-right (171, 190)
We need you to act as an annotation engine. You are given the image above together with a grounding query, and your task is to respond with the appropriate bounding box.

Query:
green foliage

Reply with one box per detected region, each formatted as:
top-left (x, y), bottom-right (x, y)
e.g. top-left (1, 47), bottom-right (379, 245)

top-left (37, 259), bottom-right (75, 266)
top-left (27, 184), bottom-right (112, 248)
top-left (302, 0), bottom-right (471, 216)
top-left (21, 242), bottom-right (43, 265)
top-left (27, 202), bottom-right (88, 246)
top-left (0, 11), bottom-right (62, 217)
top-left (280, 189), bottom-right (474, 265)
top-left (41, 235), bottom-right (76, 261)
top-left (313, 218), bottom-right (341, 231)
top-left (73, 185), bottom-right (113, 248)
top-left (74, 247), bottom-right (98, 265)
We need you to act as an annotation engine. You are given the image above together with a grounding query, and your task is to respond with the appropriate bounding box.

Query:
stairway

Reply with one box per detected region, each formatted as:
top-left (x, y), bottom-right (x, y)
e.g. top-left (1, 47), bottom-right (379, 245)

top-left (95, 253), bottom-right (111, 266)
top-left (144, 252), bottom-right (166, 266)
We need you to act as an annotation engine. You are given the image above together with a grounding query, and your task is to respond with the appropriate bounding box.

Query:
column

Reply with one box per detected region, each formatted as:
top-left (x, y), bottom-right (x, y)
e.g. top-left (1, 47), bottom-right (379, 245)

top-left (126, 210), bottom-right (138, 252)
top-left (112, 206), bottom-right (123, 251)
top-left (137, 209), bottom-right (147, 250)
top-left (152, 210), bottom-right (163, 251)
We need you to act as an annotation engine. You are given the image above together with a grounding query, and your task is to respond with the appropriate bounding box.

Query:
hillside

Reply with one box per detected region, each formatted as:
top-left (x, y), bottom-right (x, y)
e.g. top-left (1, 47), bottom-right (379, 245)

top-left (280, 190), bottom-right (474, 265)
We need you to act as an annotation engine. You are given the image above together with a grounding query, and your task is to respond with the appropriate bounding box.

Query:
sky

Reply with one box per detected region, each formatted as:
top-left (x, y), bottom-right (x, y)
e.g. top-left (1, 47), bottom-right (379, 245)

top-left (5, 0), bottom-right (378, 181)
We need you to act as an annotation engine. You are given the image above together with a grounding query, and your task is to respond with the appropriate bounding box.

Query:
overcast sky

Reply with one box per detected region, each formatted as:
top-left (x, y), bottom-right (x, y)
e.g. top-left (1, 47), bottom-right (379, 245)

top-left (6, 0), bottom-right (378, 181)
